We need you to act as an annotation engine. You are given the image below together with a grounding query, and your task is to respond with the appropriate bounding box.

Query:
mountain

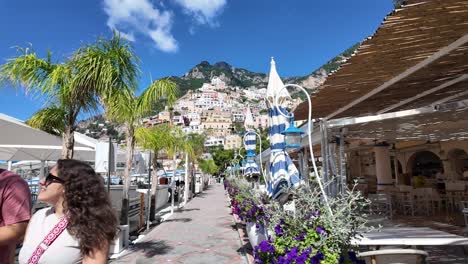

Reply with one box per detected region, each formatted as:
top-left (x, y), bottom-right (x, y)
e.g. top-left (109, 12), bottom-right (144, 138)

top-left (166, 42), bottom-right (360, 97)
top-left (77, 43), bottom-right (360, 141)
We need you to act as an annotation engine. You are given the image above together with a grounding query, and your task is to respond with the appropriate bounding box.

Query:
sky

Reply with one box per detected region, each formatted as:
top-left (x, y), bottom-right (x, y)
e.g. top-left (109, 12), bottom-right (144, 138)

top-left (0, 0), bottom-right (394, 120)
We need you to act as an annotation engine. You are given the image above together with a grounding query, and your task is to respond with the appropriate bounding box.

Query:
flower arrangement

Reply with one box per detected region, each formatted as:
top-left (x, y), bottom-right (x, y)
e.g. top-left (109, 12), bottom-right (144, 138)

top-left (254, 185), bottom-right (370, 264)
top-left (226, 179), bottom-right (269, 224)
top-left (225, 178), bottom-right (371, 264)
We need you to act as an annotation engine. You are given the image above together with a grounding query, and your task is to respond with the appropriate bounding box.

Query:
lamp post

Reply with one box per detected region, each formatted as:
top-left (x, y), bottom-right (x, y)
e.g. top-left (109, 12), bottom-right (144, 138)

top-left (281, 116), bottom-right (304, 149)
top-left (274, 84), bottom-right (333, 216)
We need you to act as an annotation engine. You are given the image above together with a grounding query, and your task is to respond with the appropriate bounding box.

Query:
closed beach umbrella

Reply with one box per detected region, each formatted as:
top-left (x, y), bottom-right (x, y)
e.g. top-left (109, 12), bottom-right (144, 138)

top-left (265, 58), bottom-right (302, 198)
top-left (243, 130), bottom-right (260, 177)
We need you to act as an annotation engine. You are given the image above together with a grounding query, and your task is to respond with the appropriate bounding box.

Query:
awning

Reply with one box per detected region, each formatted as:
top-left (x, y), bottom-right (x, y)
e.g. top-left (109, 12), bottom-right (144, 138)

top-left (0, 113), bottom-right (94, 161)
top-left (294, 0), bottom-right (468, 121)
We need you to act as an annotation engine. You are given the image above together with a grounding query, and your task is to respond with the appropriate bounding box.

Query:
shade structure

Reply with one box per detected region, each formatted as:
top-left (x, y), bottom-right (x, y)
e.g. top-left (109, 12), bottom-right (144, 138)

top-left (243, 131), bottom-right (260, 177)
top-left (265, 59), bottom-right (301, 198)
top-left (0, 113), bottom-right (94, 161)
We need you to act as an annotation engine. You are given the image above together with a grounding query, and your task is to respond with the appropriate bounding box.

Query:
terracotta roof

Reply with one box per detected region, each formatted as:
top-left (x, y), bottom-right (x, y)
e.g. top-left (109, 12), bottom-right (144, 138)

top-left (294, 0), bottom-right (468, 121)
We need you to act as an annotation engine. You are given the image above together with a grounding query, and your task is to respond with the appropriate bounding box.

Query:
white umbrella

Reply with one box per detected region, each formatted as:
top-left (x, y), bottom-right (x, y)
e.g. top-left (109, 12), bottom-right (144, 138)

top-left (265, 58), bottom-right (302, 198)
top-left (244, 107), bottom-right (255, 128)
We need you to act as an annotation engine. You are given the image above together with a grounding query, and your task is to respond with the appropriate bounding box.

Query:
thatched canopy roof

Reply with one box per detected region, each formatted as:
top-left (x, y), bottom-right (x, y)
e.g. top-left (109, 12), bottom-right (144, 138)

top-left (294, 0), bottom-right (468, 121)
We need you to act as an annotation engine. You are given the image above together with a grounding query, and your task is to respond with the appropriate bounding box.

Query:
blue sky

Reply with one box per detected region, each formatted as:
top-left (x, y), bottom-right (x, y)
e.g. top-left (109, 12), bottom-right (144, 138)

top-left (0, 0), bottom-right (393, 120)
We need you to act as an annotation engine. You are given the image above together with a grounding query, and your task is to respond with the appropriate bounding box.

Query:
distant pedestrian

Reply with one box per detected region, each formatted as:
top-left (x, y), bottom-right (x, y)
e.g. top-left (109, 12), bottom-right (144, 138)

top-left (0, 168), bottom-right (32, 264)
top-left (19, 159), bottom-right (118, 264)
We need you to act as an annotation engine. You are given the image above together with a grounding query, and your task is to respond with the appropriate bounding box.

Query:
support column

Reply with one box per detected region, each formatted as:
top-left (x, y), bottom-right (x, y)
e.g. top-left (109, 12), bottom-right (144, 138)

top-left (7, 161), bottom-right (12, 171)
top-left (40, 160), bottom-right (45, 179)
top-left (393, 155), bottom-right (399, 185)
top-left (374, 146), bottom-right (393, 191)
top-left (320, 121), bottom-right (329, 195)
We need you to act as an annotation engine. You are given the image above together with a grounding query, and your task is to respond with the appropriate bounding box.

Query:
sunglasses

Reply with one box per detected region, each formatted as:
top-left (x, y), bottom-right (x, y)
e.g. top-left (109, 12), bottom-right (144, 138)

top-left (44, 173), bottom-right (65, 186)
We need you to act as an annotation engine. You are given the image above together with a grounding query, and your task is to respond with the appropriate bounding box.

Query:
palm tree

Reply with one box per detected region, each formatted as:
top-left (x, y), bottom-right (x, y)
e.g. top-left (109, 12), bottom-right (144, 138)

top-left (135, 124), bottom-right (176, 221)
top-left (107, 80), bottom-right (177, 225)
top-left (164, 127), bottom-right (196, 213)
top-left (0, 34), bottom-right (138, 158)
top-left (185, 133), bottom-right (206, 200)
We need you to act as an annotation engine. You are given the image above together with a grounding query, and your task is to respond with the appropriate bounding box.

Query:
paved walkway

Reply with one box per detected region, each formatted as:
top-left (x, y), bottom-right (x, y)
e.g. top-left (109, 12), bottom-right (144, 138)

top-left (112, 184), bottom-right (248, 264)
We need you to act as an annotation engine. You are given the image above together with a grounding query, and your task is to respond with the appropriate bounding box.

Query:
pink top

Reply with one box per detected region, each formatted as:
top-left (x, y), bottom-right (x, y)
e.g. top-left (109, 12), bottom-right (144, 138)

top-left (0, 169), bottom-right (32, 264)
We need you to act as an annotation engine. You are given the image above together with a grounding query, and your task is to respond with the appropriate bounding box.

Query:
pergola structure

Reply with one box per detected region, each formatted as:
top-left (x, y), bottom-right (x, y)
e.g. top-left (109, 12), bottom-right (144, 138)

top-left (295, 0), bottom-right (468, 122)
top-left (280, 0), bottom-right (468, 195)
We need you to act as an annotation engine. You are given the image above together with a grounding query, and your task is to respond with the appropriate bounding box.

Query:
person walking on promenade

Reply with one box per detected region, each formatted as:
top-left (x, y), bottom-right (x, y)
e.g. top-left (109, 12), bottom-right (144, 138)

top-left (18, 159), bottom-right (118, 264)
top-left (0, 168), bottom-right (32, 264)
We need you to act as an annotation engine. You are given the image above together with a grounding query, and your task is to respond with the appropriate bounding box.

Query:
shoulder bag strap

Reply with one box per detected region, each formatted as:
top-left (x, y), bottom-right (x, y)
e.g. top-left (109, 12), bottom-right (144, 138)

top-left (27, 215), bottom-right (69, 264)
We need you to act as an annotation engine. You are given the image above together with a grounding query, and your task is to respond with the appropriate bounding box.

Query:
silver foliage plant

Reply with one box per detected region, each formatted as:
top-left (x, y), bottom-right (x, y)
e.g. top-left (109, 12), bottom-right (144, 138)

top-left (265, 181), bottom-right (374, 255)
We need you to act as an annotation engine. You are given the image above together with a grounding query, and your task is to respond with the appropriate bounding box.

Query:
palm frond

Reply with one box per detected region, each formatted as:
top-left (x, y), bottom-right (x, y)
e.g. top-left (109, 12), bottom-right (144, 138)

top-left (71, 33), bottom-right (140, 101)
top-left (137, 79), bottom-right (178, 117)
top-left (26, 106), bottom-right (66, 135)
top-left (104, 87), bottom-right (138, 124)
top-left (0, 45), bottom-right (53, 95)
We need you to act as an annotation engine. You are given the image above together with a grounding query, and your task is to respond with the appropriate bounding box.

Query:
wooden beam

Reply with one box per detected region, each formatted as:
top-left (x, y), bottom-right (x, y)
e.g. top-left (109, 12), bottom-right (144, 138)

top-left (325, 34), bottom-right (468, 120)
top-left (377, 74), bottom-right (468, 113)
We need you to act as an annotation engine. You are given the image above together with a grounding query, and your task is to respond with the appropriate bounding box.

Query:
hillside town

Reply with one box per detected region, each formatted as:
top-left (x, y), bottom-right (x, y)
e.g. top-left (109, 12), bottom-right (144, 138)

top-left (141, 77), bottom-right (301, 150)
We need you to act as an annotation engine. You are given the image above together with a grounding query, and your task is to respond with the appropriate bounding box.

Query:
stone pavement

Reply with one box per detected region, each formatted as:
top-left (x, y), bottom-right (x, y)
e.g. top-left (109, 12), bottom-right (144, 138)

top-left (112, 184), bottom-right (248, 264)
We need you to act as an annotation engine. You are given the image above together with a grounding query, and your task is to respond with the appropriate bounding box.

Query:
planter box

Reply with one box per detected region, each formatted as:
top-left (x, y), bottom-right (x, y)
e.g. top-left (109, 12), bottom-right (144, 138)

top-left (246, 222), bottom-right (269, 248)
top-left (109, 225), bottom-right (129, 254)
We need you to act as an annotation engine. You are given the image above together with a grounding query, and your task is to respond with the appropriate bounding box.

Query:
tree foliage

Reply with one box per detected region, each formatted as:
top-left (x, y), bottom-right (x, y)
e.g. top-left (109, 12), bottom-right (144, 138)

top-left (0, 32), bottom-right (139, 158)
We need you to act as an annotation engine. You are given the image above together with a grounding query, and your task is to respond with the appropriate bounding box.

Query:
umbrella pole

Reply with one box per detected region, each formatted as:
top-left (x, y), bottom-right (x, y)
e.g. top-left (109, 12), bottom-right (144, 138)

top-left (339, 129), bottom-right (347, 195)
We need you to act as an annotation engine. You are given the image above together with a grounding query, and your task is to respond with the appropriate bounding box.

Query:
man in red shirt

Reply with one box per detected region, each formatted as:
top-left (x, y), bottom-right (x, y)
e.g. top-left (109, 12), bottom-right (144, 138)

top-left (0, 169), bottom-right (31, 264)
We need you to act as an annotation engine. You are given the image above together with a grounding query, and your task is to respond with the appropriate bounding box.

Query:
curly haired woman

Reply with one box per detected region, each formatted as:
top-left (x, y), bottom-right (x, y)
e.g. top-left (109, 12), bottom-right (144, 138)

top-left (19, 159), bottom-right (118, 264)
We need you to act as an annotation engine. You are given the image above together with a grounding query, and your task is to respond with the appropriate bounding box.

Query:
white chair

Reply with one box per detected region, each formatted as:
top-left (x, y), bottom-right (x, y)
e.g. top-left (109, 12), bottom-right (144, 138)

top-left (358, 248), bottom-right (428, 264)
top-left (461, 201), bottom-right (468, 227)
top-left (369, 193), bottom-right (393, 219)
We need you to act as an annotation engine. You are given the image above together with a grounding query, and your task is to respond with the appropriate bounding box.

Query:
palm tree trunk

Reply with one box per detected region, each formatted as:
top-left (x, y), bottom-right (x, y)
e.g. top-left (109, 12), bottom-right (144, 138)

top-left (149, 153), bottom-right (159, 221)
top-left (184, 153), bottom-right (189, 204)
top-left (171, 154), bottom-right (176, 214)
top-left (120, 128), bottom-right (135, 225)
top-left (62, 127), bottom-right (75, 159)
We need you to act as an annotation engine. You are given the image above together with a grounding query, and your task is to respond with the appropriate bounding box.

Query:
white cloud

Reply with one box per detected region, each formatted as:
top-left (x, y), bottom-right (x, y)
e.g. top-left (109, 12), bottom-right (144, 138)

top-left (174, 0), bottom-right (227, 26)
top-left (103, 0), bottom-right (178, 52)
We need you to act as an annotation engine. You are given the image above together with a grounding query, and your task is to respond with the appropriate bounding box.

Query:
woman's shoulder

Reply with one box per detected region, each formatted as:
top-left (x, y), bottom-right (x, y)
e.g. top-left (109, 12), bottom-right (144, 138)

top-left (31, 206), bottom-right (54, 220)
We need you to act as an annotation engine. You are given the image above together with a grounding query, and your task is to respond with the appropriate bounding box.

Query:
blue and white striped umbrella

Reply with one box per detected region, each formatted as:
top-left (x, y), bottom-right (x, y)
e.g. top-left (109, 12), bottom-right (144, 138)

top-left (265, 58), bottom-right (302, 198)
top-left (243, 131), bottom-right (260, 176)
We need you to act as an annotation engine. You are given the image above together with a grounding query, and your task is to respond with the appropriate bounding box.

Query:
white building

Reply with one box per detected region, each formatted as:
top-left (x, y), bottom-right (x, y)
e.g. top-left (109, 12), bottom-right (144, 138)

top-left (211, 77), bottom-right (226, 89)
top-left (225, 135), bottom-right (242, 150)
top-left (204, 136), bottom-right (225, 148)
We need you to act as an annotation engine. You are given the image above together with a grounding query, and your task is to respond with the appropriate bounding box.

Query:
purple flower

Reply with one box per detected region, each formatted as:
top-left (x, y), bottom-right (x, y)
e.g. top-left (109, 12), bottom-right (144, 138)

top-left (312, 210), bottom-right (320, 217)
top-left (275, 256), bottom-right (287, 264)
top-left (316, 226), bottom-right (327, 236)
top-left (258, 240), bottom-right (275, 254)
top-left (348, 251), bottom-right (358, 261)
top-left (311, 252), bottom-right (325, 264)
top-left (274, 224), bottom-right (283, 236)
top-left (294, 233), bottom-right (306, 241)
top-left (286, 247), bottom-right (298, 262)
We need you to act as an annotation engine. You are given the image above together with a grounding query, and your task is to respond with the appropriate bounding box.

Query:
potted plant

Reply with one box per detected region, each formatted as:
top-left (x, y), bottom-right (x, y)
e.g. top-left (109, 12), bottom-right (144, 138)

top-left (254, 186), bottom-right (371, 264)
top-left (226, 179), bottom-right (271, 247)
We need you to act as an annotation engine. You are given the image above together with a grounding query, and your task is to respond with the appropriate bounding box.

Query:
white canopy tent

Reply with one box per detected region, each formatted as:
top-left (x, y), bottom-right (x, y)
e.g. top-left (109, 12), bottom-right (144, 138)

top-left (0, 113), bottom-right (94, 161)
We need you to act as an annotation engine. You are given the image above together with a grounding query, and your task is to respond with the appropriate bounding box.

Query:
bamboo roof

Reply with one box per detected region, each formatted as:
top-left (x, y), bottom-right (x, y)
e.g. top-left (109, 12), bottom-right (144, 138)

top-left (294, 0), bottom-right (468, 121)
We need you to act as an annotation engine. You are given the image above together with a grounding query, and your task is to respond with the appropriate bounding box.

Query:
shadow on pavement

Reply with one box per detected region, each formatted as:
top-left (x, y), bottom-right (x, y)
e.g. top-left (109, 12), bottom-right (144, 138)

top-left (176, 208), bottom-right (200, 212)
top-left (193, 192), bottom-right (211, 198)
top-left (127, 240), bottom-right (173, 258)
top-left (163, 217), bottom-right (192, 223)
